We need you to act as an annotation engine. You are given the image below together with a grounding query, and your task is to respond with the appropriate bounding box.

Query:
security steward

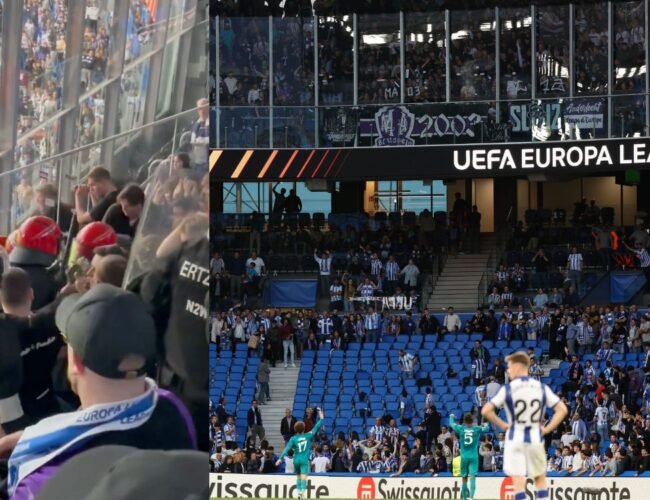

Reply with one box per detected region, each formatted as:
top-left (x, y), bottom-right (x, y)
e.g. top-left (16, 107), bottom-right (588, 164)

top-left (139, 214), bottom-right (209, 452)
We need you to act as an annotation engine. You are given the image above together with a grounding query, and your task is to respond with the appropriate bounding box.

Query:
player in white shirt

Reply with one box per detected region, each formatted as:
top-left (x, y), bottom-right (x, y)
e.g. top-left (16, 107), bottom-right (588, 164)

top-left (481, 352), bottom-right (568, 500)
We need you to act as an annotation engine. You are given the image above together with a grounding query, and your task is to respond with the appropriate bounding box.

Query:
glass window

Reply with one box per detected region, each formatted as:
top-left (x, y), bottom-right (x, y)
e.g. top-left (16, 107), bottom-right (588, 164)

top-left (219, 17), bottom-right (270, 147)
top-left (168, 0), bottom-right (186, 37)
top-left (575, 2), bottom-right (608, 95)
top-left (404, 12), bottom-right (446, 103)
top-left (272, 17), bottom-right (315, 106)
top-left (81, 1), bottom-right (119, 94)
top-left (18, 0), bottom-right (69, 139)
top-left (614, 1), bottom-right (646, 95)
top-left (536, 6), bottom-right (570, 97)
top-left (500, 7), bottom-right (532, 100)
top-left (376, 181), bottom-right (399, 212)
top-left (272, 107), bottom-right (316, 148)
top-left (450, 9), bottom-right (496, 101)
top-left (124, 0), bottom-right (168, 62)
top-left (402, 180), bottom-right (447, 214)
top-left (223, 182), bottom-right (238, 213)
top-left (358, 14), bottom-right (401, 104)
top-left (75, 88), bottom-right (106, 166)
top-left (157, 37), bottom-right (180, 116)
top-left (117, 60), bottom-right (150, 138)
top-left (318, 16), bottom-right (354, 105)
top-left (295, 182), bottom-right (331, 215)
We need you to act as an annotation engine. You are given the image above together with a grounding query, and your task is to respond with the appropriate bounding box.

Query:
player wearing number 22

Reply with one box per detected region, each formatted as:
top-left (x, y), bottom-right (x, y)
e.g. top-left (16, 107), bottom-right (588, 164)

top-left (482, 352), bottom-right (568, 500)
top-left (277, 408), bottom-right (325, 500)
top-left (449, 413), bottom-right (489, 500)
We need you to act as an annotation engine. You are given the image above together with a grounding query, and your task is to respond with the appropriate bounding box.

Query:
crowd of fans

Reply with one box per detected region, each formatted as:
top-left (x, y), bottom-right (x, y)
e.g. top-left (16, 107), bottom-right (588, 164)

top-left (16, 1), bottom-right (159, 175)
top-left (0, 107), bottom-right (210, 496)
top-left (210, 298), bottom-right (650, 476)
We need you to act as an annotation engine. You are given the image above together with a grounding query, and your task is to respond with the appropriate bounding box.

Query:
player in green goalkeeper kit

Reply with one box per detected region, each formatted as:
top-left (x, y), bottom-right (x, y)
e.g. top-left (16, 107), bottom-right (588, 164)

top-left (449, 413), bottom-right (490, 500)
top-left (276, 408), bottom-right (325, 500)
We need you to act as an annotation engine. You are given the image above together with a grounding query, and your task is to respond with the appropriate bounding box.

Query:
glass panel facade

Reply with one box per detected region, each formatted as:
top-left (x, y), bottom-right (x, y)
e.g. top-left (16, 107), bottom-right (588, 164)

top-left (117, 60), bottom-right (150, 137)
top-left (2, 0), bottom-right (204, 231)
top-left (614, 1), bottom-right (646, 94)
top-left (272, 17), bottom-right (315, 106)
top-left (82, 1), bottom-right (113, 92)
top-left (500, 7), bottom-right (532, 99)
top-left (318, 15), bottom-right (354, 104)
top-left (536, 5), bottom-right (570, 97)
top-left (359, 14), bottom-right (401, 104)
top-left (214, 4), bottom-right (650, 149)
top-left (19, 1), bottom-right (69, 138)
top-left (404, 12), bottom-right (446, 103)
top-left (450, 8), bottom-right (496, 101)
top-left (575, 1), bottom-right (608, 95)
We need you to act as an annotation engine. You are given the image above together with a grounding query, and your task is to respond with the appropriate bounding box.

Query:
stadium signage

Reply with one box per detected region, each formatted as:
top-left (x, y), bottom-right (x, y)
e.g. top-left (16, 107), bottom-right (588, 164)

top-left (359, 105), bottom-right (484, 146)
top-left (208, 473), bottom-right (638, 499)
top-left (509, 99), bottom-right (607, 134)
top-left (211, 138), bottom-right (650, 180)
top-left (453, 142), bottom-right (650, 171)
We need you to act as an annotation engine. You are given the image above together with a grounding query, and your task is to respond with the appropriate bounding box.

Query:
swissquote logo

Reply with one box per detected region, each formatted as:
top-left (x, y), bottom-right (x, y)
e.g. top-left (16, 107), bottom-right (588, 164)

top-left (357, 477), bottom-right (376, 500)
top-left (501, 477), bottom-right (515, 500)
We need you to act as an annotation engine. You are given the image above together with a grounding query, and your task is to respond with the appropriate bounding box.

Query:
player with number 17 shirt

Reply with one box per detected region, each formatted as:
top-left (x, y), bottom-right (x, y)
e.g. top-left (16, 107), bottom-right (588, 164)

top-left (277, 408), bottom-right (325, 500)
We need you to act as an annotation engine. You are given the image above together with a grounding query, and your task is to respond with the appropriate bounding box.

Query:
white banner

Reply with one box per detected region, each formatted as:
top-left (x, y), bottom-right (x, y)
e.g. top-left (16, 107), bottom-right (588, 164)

top-left (209, 472), bottom-right (640, 499)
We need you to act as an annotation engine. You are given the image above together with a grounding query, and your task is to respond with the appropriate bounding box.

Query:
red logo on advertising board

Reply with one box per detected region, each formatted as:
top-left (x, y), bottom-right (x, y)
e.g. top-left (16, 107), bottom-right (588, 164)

top-left (500, 477), bottom-right (515, 500)
top-left (357, 477), bottom-right (376, 500)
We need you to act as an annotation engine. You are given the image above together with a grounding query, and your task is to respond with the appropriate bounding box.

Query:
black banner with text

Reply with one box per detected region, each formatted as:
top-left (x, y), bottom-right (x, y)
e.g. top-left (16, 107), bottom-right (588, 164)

top-left (211, 137), bottom-right (650, 181)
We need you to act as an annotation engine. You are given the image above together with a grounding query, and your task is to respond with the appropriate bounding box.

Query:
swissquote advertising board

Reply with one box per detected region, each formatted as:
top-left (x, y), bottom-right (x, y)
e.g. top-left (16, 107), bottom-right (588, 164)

top-left (210, 473), bottom-right (643, 499)
top-left (211, 138), bottom-right (650, 181)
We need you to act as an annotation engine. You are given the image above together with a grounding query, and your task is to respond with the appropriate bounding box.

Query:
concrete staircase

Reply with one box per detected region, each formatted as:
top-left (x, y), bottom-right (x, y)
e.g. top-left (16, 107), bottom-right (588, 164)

top-left (427, 253), bottom-right (490, 310)
top-left (259, 363), bottom-right (300, 450)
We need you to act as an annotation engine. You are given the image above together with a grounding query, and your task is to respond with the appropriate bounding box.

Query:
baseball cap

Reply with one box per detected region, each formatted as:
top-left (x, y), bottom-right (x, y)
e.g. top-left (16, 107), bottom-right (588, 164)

top-left (35, 445), bottom-right (209, 500)
top-left (55, 284), bottom-right (156, 379)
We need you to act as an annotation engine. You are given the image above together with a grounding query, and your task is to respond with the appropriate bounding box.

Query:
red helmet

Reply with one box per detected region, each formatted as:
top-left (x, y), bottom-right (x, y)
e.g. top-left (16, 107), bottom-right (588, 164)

top-left (73, 222), bottom-right (118, 261)
top-left (9, 216), bottom-right (62, 266)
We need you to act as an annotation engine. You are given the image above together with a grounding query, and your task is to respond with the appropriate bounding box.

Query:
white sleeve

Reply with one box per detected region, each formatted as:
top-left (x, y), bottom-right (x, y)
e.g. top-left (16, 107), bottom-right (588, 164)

top-left (544, 384), bottom-right (561, 408)
top-left (490, 385), bottom-right (507, 409)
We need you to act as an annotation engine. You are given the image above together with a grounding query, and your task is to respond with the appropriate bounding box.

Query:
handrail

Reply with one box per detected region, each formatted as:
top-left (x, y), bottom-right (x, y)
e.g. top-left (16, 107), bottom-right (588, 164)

top-left (0, 107), bottom-right (200, 180)
top-left (215, 91), bottom-right (650, 109)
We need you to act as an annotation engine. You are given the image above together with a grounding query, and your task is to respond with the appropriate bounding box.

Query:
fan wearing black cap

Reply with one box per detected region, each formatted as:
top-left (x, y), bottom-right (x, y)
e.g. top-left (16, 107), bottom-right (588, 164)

top-left (0, 284), bottom-right (197, 499)
top-left (0, 268), bottom-right (64, 434)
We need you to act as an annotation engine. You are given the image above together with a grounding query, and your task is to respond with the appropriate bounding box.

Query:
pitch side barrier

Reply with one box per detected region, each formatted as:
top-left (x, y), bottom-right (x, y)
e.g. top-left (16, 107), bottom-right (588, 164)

top-left (209, 472), bottom-right (647, 499)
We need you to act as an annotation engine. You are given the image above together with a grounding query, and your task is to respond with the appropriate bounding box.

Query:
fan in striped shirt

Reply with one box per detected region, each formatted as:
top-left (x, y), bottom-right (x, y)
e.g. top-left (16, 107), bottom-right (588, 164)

top-left (624, 240), bottom-right (650, 284)
top-left (329, 279), bottom-right (343, 310)
top-left (384, 255), bottom-right (400, 294)
top-left (494, 264), bottom-right (509, 290)
top-left (357, 278), bottom-right (377, 303)
top-left (500, 286), bottom-right (514, 307)
top-left (370, 253), bottom-right (383, 278)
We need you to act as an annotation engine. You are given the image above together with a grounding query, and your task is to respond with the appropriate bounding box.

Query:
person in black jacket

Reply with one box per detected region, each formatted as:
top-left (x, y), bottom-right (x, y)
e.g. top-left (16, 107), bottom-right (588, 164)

top-left (281, 408), bottom-right (297, 443)
top-left (423, 406), bottom-right (442, 451)
top-left (418, 309), bottom-right (440, 336)
top-left (247, 400), bottom-right (265, 446)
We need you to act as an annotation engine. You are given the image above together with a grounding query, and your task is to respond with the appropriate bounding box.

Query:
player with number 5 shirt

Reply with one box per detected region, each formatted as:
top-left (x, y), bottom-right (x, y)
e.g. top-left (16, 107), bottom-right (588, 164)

top-left (449, 413), bottom-right (489, 500)
top-left (482, 352), bottom-right (568, 500)
top-left (277, 408), bottom-right (325, 500)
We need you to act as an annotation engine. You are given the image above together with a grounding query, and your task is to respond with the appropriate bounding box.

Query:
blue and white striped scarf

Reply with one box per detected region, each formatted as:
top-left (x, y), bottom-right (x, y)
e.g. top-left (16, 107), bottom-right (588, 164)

top-left (8, 378), bottom-right (158, 495)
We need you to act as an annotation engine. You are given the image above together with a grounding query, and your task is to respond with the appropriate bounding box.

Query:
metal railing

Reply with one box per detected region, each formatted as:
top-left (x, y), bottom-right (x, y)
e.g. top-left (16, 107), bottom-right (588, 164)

top-left (2, 107), bottom-right (202, 231)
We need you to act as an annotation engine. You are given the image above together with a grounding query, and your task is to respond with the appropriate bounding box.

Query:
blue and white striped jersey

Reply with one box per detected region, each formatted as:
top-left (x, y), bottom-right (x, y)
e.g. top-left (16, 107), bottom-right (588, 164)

top-left (489, 376), bottom-right (560, 444)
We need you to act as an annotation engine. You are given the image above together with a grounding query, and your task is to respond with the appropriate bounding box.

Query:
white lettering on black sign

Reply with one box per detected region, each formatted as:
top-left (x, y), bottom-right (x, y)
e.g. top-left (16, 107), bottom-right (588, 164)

top-left (453, 143), bottom-right (650, 171)
top-left (179, 260), bottom-right (210, 287)
top-left (186, 299), bottom-right (208, 319)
